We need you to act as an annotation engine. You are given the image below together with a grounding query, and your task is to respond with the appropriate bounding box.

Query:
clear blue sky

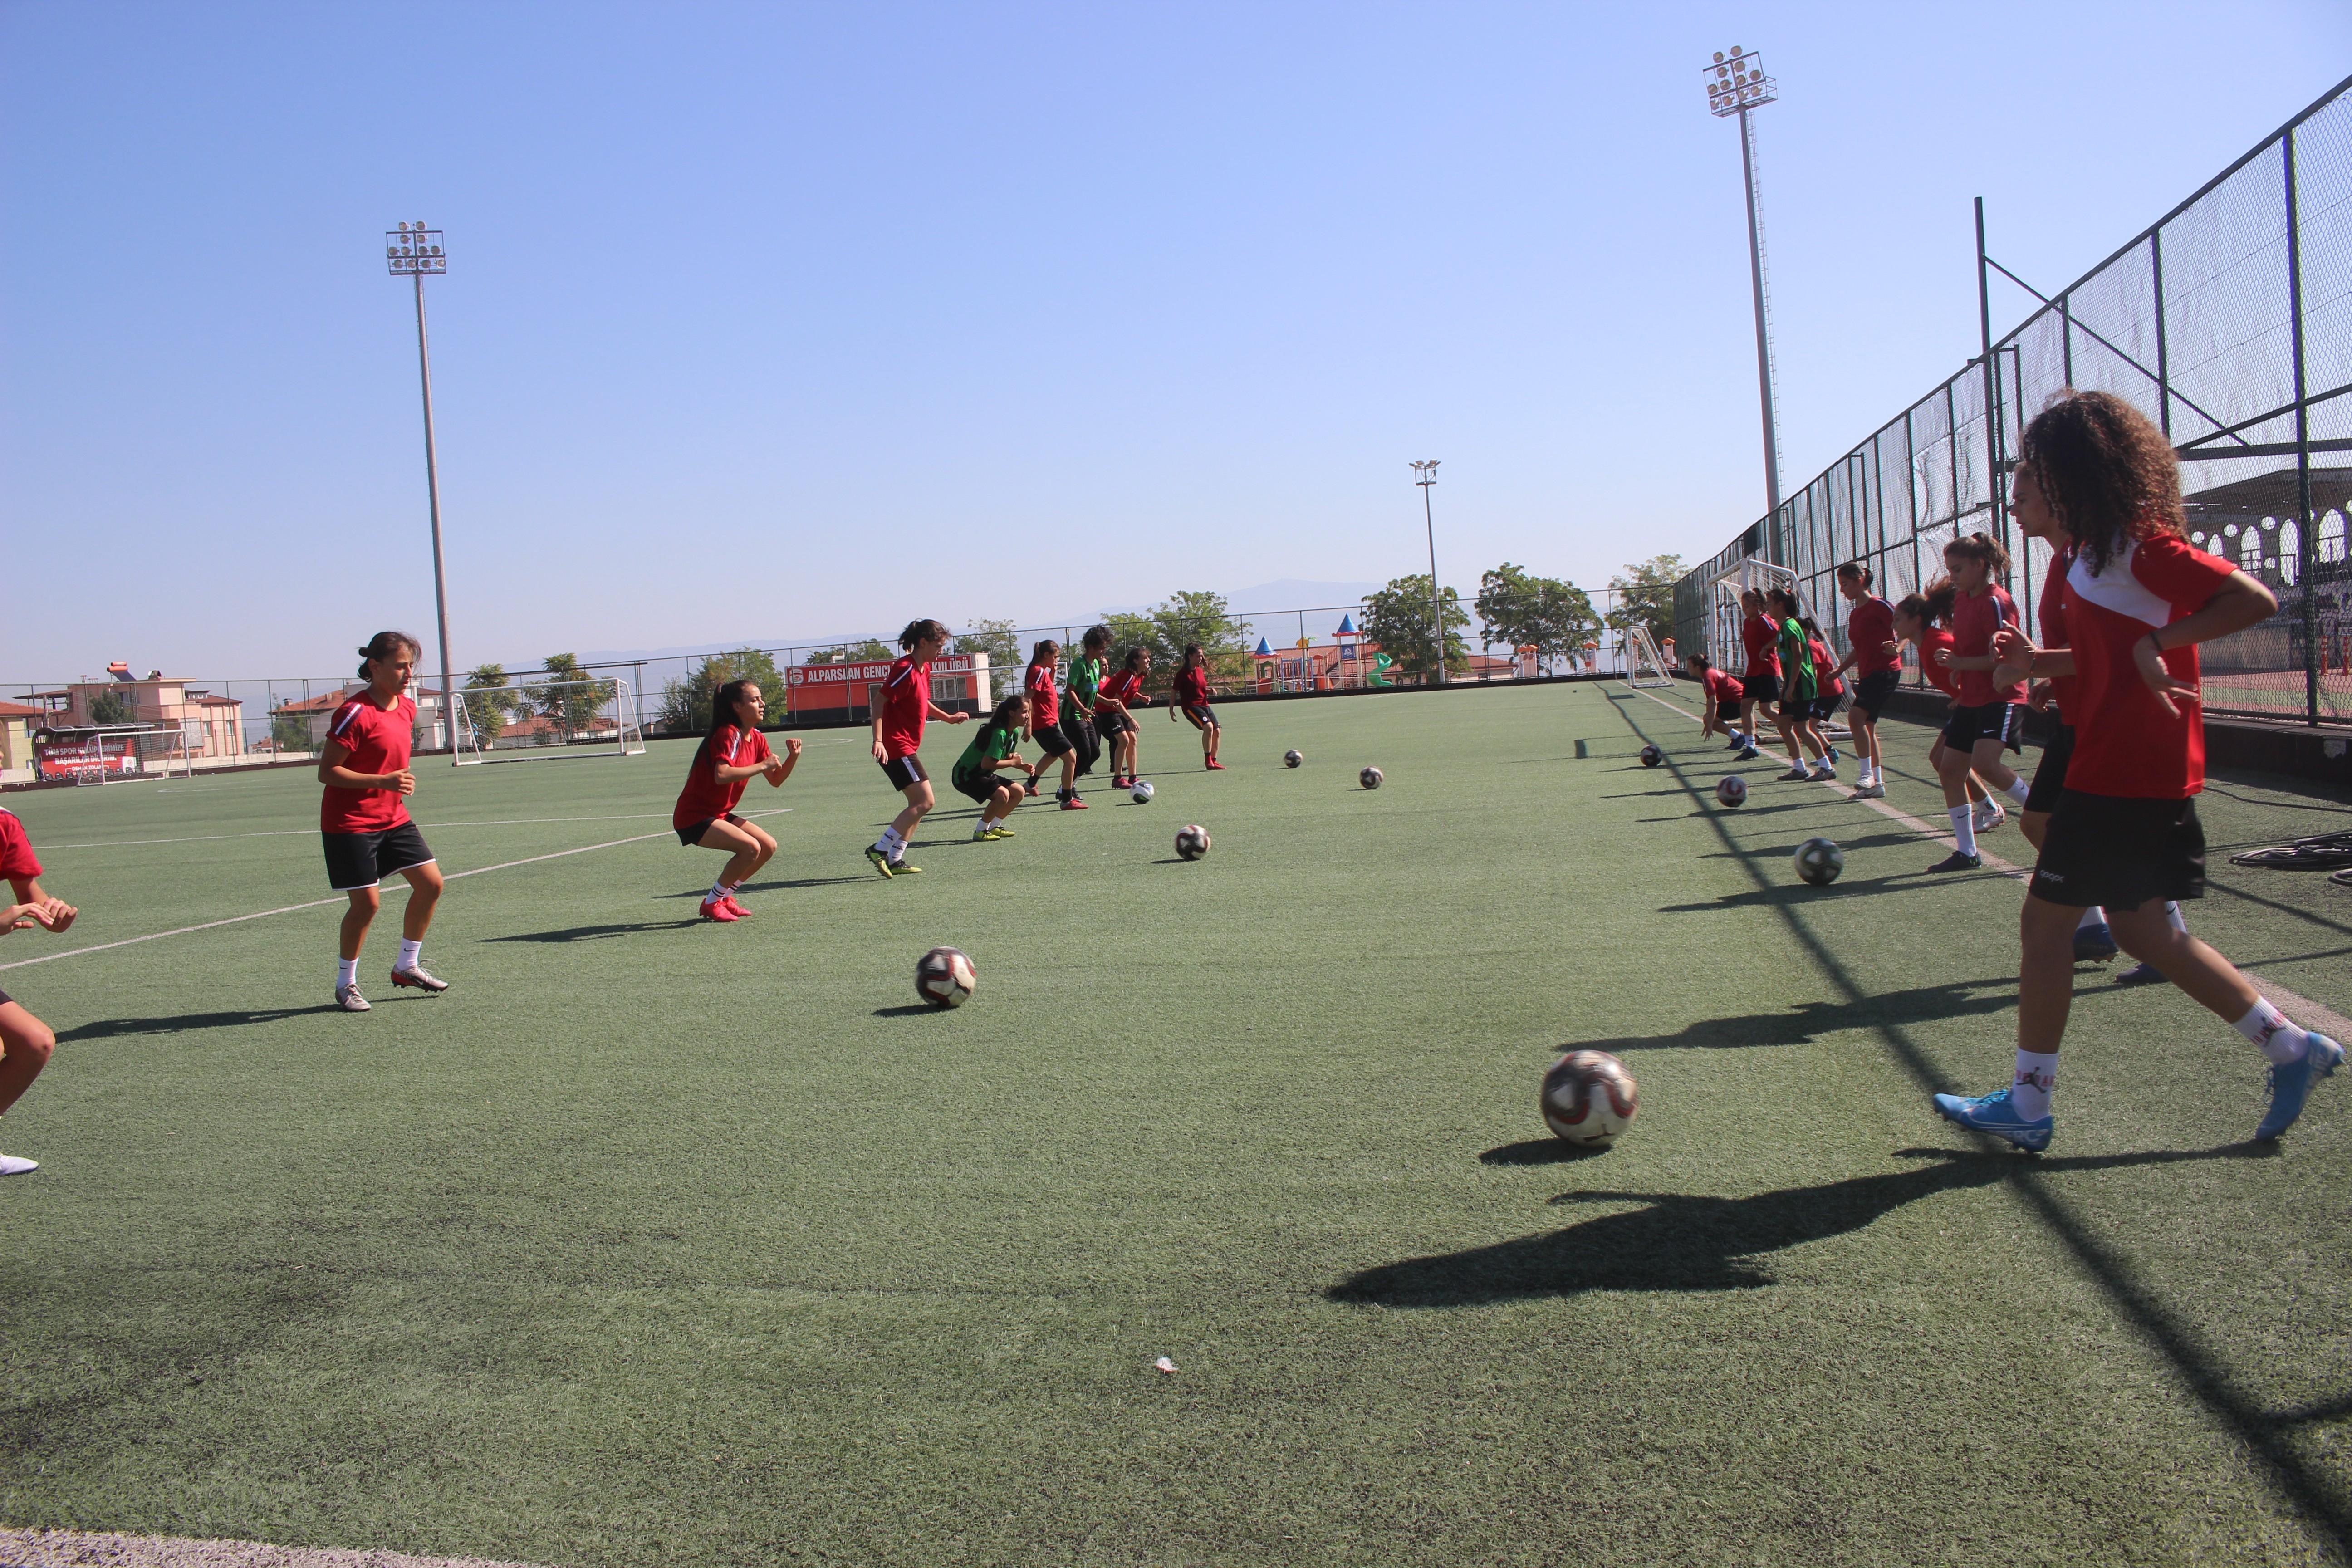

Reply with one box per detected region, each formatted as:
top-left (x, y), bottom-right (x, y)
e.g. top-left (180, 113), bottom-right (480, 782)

top-left (4, 1), bottom-right (2346, 680)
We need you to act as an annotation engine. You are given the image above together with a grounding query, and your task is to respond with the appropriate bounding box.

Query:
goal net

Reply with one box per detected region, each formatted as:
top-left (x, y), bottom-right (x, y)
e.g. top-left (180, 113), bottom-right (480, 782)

top-left (454, 677), bottom-right (646, 765)
top-left (1623, 626), bottom-right (1679, 689)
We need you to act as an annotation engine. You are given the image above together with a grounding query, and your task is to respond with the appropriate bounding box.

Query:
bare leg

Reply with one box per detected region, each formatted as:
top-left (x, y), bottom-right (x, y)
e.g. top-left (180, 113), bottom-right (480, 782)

top-left (340, 887), bottom-right (381, 961)
top-left (2017, 895), bottom-right (2081, 1055)
top-left (2107, 901), bottom-right (2259, 1020)
top-left (398, 860), bottom-right (443, 942)
top-left (696, 818), bottom-right (769, 886)
top-left (0, 1001), bottom-right (56, 1117)
top-left (892, 780), bottom-right (935, 840)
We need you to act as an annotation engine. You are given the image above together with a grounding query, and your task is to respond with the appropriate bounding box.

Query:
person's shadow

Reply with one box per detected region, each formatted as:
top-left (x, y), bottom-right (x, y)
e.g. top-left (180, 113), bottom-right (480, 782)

top-left (1327, 1145), bottom-right (2269, 1308)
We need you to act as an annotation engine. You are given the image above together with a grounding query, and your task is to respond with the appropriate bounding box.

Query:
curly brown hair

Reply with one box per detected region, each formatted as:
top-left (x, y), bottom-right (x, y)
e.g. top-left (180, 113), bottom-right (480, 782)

top-left (2017, 389), bottom-right (2182, 573)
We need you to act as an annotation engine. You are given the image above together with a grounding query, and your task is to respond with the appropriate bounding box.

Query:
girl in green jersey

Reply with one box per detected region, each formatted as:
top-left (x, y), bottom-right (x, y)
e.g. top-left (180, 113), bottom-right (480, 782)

top-left (952, 691), bottom-right (1034, 841)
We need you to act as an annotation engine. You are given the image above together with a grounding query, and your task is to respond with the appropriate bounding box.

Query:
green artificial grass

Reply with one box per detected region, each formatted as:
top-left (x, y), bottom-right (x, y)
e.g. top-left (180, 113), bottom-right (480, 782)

top-left (2, 682), bottom-right (2347, 1567)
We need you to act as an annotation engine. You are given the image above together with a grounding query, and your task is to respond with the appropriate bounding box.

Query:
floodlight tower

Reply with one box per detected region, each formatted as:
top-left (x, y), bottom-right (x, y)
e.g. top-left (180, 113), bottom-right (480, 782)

top-left (386, 221), bottom-right (456, 758)
top-left (1704, 46), bottom-right (1784, 516)
top-left (1411, 460), bottom-right (1445, 686)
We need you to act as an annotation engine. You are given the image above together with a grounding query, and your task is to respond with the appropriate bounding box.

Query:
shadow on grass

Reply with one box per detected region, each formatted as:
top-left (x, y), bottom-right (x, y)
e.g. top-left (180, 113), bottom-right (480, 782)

top-left (1332, 1145), bottom-right (2269, 1308)
top-left (1479, 1139), bottom-right (1614, 1166)
top-left (1556, 976), bottom-right (2020, 1053)
top-left (656, 875), bottom-right (874, 899)
top-left (872, 1003), bottom-right (942, 1017)
top-left (484, 920), bottom-right (703, 943)
top-left (57, 1005), bottom-right (344, 1042)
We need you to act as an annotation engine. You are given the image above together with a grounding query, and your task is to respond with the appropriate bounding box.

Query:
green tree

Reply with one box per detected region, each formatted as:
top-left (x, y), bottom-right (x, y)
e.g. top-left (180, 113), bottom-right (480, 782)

top-left (1606, 555), bottom-right (1686, 649)
top-left (1359, 575), bottom-right (1471, 681)
top-left (525, 653), bottom-right (619, 743)
top-left (657, 647), bottom-right (785, 735)
top-left (1475, 564), bottom-right (1600, 674)
top-left (86, 689), bottom-right (132, 726)
top-left (953, 619), bottom-right (1024, 681)
top-left (807, 638), bottom-right (893, 665)
top-left (1101, 611), bottom-right (1163, 672)
top-left (458, 662), bottom-right (516, 743)
top-left (1149, 590), bottom-right (1251, 682)
top-left (270, 704), bottom-right (314, 755)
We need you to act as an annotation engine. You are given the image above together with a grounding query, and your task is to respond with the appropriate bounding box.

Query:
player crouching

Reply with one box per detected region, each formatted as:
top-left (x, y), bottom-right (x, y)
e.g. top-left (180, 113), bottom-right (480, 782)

top-left (320, 632), bottom-right (448, 1011)
top-left (0, 805), bottom-right (76, 1176)
top-left (673, 679), bottom-right (800, 921)
top-left (953, 692), bottom-right (1033, 840)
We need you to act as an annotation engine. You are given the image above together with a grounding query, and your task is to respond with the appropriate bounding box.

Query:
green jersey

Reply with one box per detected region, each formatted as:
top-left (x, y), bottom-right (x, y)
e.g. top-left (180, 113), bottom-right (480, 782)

top-left (1777, 618), bottom-right (1817, 702)
top-left (951, 724), bottom-right (1022, 792)
top-left (1066, 655), bottom-right (1104, 712)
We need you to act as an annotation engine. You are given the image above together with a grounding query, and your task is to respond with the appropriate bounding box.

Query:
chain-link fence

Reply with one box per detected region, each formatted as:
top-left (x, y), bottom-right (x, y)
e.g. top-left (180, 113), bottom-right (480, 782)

top-left (1676, 73), bottom-right (2352, 726)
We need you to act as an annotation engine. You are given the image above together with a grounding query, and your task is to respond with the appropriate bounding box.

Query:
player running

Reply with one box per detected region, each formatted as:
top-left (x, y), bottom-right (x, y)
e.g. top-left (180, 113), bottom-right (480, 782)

top-left (953, 691), bottom-right (1034, 841)
top-left (1171, 643), bottom-right (1225, 770)
top-left (1925, 534), bottom-right (2034, 872)
top-left (1685, 652), bottom-right (1745, 745)
top-left (1891, 588), bottom-right (1997, 832)
top-left (1022, 639), bottom-right (1086, 809)
top-left (320, 632), bottom-right (448, 1012)
top-left (1095, 647), bottom-right (1152, 789)
top-left (1063, 626), bottom-right (1111, 786)
top-left (1764, 587), bottom-right (1830, 781)
top-left (1935, 389), bottom-right (2340, 1150)
top-left (672, 679), bottom-right (800, 922)
top-left (1831, 562), bottom-right (1899, 798)
top-left (1735, 588), bottom-right (1779, 761)
top-left (867, 619), bottom-right (971, 877)
top-left (0, 806), bottom-right (75, 1176)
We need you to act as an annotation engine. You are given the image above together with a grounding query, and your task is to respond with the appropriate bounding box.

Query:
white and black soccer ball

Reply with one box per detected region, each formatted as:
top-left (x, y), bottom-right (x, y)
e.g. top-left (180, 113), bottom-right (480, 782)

top-left (1359, 766), bottom-right (1383, 790)
top-left (1540, 1049), bottom-right (1639, 1148)
top-left (1284, 749), bottom-right (1303, 769)
top-left (915, 946), bottom-right (976, 1009)
top-left (1716, 775), bottom-right (1748, 808)
top-left (1794, 836), bottom-right (1845, 886)
top-left (1130, 779), bottom-right (1156, 804)
top-left (1175, 824), bottom-right (1211, 861)
top-left (1639, 744), bottom-right (1663, 768)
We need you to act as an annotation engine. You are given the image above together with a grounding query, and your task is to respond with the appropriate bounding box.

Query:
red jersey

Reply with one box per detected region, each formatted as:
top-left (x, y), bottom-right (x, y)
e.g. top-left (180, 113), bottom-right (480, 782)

top-left (1918, 627), bottom-right (1958, 696)
top-left (321, 692), bottom-right (416, 833)
top-left (0, 808), bottom-right (41, 882)
top-left (2058, 533), bottom-right (2238, 799)
top-left (1806, 637), bottom-right (1845, 697)
top-left (1846, 595), bottom-right (1899, 675)
top-left (2036, 548), bottom-right (2081, 720)
top-left (1950, 584), bottom-right (2024, 706)
top-left (1701, 667), bottom-right (1744, 706)
top-left (1098, 668), bottom-right (1145, 709)
top-left (671, 724), bottom-right (774, 830)
top-left (1173, 666), bottom-right (1211, 708)
top-left (1740, 614), bottom-right (1780, 679)
top-left (1023, 661), bottom-right (1060, 728)
top-left (877, 657), bottom-right (931, 760)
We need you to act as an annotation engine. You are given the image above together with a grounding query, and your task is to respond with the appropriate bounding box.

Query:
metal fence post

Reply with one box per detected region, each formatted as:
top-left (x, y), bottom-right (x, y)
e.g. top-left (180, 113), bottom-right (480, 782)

top-left (2151, 230), bottom-right (2171, 438)
top-left (2285, 128), bottom-right (2318, 726)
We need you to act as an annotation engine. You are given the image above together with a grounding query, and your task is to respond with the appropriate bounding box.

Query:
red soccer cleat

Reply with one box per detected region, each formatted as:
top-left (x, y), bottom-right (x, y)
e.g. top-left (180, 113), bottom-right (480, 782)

top-left (1061, 794), bottom-right (1088, 810)
top-left (1205, 759), bottom-right (1226, 770)
top-left (700, 896), bottom-right (739, 922)
top-left (721, 896), bottom-right (751, 918)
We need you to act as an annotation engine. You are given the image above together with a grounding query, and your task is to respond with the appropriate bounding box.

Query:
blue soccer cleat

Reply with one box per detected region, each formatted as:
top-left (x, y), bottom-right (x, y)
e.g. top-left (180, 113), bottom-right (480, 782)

top-left (2073, 921), bottom-right (2118, 962)
top-left (1932, 1086), bottom-right (2053, 1152)
top-left (2255, 1033), bottom-right (2344, 1141)
top-left (2115, 960), bottom-right (2166, 986)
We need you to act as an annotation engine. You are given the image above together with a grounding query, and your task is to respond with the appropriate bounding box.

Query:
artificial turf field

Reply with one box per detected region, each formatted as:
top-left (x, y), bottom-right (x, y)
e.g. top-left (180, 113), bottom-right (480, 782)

top-left (3, 680), bottom-right (2349, 1568)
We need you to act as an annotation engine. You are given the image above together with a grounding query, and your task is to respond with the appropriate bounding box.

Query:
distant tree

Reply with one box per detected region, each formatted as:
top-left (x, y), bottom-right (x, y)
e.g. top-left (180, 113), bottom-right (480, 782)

top-left (459, 662), bottom-right (516, 743)
top-left (807, 638), bottom-right (894, 666)
top-left (657, 647), bottom-right (784, 735)
top-left (525, 653), bottom-right (619, 742)
top-left (952, 619), bottom-right (1024, 678)
top-left (270, 705), bottom-right (314, 755)
top-left (1102, 611), bottom-right (1162, 672)
top-left (1359, 575), bottom-right (1471, 680)
top-left (1149, 590), bottom-right (1251, 683)
top-left (1475, 564), bottom-right (1601, 674)
top-left (1606, 555), bottom-right (1686, 650)
top-left (86, 689), bottom-right (132, 727)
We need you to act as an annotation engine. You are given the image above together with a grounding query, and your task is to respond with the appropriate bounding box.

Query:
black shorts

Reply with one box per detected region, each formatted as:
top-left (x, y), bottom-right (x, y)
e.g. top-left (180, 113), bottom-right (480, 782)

top-left (1850, 669), bottom-right (1901, 721)
top-left (0, 986), bottom-right (11, 1007)
top-left (880, 753), bottom-right (929, 791)
top-left (676, 810), bottom-right (747, 847)
top-left (1942, 700), bottom-right (2024, 754)
top-left (1030, 720), bottom-right (1073, 758)
top-left (323, 821), bottom-right (436, 892)
top-left (2025, 724), bottom-right (2074, 815)
top-left (951, 769), bottom-right (1019, 805)
top-left (1776, 687), bottom-right (1817, 718)
top-left (1096, 710), bottom-right (1135, 738)
top-left (2029, 789), bottom-right (2205, 911)
top-left (1744, 672), bottom-right (1780, 707)
top-left (1181, 702), bottom-right (1217, 730)
top-left (1715, 698), bottom-right (1743, 725)
top-left (1812, 693), bottom-right (1844, 722)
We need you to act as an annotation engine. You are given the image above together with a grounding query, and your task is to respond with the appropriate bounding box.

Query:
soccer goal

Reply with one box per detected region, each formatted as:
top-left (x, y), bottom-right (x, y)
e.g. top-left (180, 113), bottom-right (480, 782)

top-left (453, 677), bottom-right (646, 765)
top-left (1622, 626), bottom-right (1679, 689)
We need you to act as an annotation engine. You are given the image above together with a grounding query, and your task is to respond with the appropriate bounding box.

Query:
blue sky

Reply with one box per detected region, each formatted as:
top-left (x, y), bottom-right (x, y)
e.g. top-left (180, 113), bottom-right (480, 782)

top-left (4, 1), bottom-right (2347, 680)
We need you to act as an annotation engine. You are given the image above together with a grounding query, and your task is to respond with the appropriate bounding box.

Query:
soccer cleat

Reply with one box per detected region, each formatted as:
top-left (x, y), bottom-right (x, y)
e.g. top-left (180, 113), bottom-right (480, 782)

top-left (1932, 1086), bottom-right (2054, 1152)
top-left (2255, 1033), bottom-right (2344, 1140)
top-left (1206, 759), bottom-right (1226, 770)
top-left (971, 824), bottom-right (995, 842)
top-left (1928, 851), bottom-right (1982, 873)
top-left (866, 846), bottom-right (896, 878)
top-left (989, 822), bottom-right (1015, 837)
top-left (1778, 767), bottom-right (1813, 782)
top-left (1725, 736), bottom-right (1745, 752)
top-left (2072, 922), bottom-right (2118, 962)
top-left (1060, 794), bottom-right (1088, 810)
top-left (721, 897), bottom-right (751, 918)
top-left (1852, 781), bottom-right (1886, 800)
top-left (699, 896), bottom-right (739, 923)
top-left (1735, 746), bottom-right (1761, 762)
top-left (888, 858), bottom-right (922, 875)
top-left (1973, 801), bottom-right (2008, 835)
top-left (1810, 764), bottom-right (1837, 782)
top-left (1023, 776), bottom-right (1040, 797)
top-left (1826, 745), bottom-right (1841, 764)
top-left (0, 1152), bottom-right (36, 1177)
top-left (390, 964), bottom-right (449, 992)
top-left (2115, 961), bottom-right (2166, 986)
top-left (335, 983), bottom-right (372, 1013)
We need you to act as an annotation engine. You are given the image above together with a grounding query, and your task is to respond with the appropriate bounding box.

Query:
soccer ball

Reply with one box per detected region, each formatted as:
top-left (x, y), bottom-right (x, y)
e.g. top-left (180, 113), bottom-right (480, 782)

top-left (1639, 744), bottom-right (1663, 768)
top-left (1284, 749), bottom-right (1303, 768)
top-left (1359, 766), bottom-right (1383, 790)
top-left (1715, 775), bottom-right (1748, 808)
top-left (915, 946), bottom-right (975, 1009)
top-left (1131, 779), bottom-right (1156, 804)
top-left (1175, 824), bottom-right (1211, 860)
top-left (1794, 836), bottom-right (1845, 885)
top-left (1540, 1049), bottom-right (1639, 1148)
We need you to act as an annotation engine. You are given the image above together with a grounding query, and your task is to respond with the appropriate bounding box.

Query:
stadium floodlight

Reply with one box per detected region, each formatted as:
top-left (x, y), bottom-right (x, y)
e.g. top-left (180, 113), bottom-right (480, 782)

top-left (1411, 460), bottom-right (1445, 687)
top-left (1701, 46), bottom-right (1784, 516)
top-left (386, 221), bottom-right (457, 760)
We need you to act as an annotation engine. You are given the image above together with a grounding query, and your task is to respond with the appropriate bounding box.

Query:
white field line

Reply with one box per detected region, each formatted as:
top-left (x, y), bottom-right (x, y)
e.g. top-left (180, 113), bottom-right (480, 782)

top-left (0, 810), bottom-right (790, 973)
top-left (36, 812), bottom-right (691, 852)
top-left (1612, 685), bottom-right (2352, 1042)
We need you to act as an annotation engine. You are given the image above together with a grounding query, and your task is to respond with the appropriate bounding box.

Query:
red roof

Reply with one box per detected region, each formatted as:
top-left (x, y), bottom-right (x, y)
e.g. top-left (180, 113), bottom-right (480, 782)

top-left (278, 688), bottom-right (356, 713)
top-left (0, 701), bottom-right (44, 718)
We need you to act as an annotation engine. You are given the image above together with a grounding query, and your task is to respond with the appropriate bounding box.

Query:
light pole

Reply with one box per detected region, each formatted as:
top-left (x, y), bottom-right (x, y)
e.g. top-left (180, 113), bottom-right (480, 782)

top-left (1411, 460), bottom-right (1444, 686)
top-left (386, 221), bottom-right (456, 758)
top-left (1703, 46), bottom-right (1784, 519)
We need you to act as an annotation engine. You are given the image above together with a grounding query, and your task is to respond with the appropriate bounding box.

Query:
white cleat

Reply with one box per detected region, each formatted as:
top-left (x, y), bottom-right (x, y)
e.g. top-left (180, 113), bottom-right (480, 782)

top-left (0, 1152), bottom-right (38, 1177)
top-left (390, 965), bottom-right (449, 994)
top-left (1973, 801), bottom-right (2007, 834)
top-left (335, 983), bottom-right (372, 1013)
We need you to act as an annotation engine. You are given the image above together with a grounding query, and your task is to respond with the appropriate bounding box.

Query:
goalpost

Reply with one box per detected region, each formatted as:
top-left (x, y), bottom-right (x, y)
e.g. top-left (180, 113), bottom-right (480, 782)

top-left (453, 677), bottom-right (646, 765)
top-left (1622, 626), bottom-right (1679, 689)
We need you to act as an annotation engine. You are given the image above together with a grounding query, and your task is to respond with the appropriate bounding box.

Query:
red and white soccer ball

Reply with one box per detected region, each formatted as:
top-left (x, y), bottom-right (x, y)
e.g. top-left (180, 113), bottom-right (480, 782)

top-left (1175, 824), bottom-right (1211, 861)
top-left (916, 946), bottom-right (976, 1009)
top-left (1540, 1049), bottom-right (1639, 1148)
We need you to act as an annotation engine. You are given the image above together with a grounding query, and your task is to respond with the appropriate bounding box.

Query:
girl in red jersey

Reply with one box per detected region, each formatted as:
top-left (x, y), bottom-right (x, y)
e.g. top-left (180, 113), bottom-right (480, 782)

top-left (1891, 591), bottom-right (1995, 825)
top-left (0, 805), bottom-right (77, 1177)
top-left (1022, 639), bottom-right (1085, 809)
top-left (1924, 534), bottom-right (2034, 872)
top-left (320, 632), bottom-right (447, 1012)
top-left (1799, 615), bottom-right (1847, 768)
top-left (1685, 653), bottom-right (1745, 744)
top-left (1170, 643), bottom-right (1225, 770)
top-left (672, 679), bottom-right (800, 923)
top-left (1094, 647), bottom-right (1152, 789)
top-left (1734, 588), bottom-right (1779, 760)
top-left (1935, 389), bottom-right (2339, 1151)
top-left (866, 619), bottom-right (970, 878)
top-left (1830, 561), bottom-right (1900, 798)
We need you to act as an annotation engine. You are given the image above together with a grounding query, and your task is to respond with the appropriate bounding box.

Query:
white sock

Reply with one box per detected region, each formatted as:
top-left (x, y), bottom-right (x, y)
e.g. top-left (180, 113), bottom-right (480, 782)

top-left (397, 938), bottom-right (422, 971)
top-left (2076, 906), bottom-right (2107, 931)
top-left (2234, 999), bottom-right (2311, 1066)
top-left (2010, 1051), bottom-right (2058, 1120)
top-left (708, 878), bottom-right (731, 902)
top-left (337, 957), bottom-right (359, 989)
top-left (2002, 776), bottom-right (2031, 808)
top-left (1948, 805), bottom-right (1978, 858)
top-left (876, 826), bottom-right (904, 853)
top-left (2165, 900), bottom-right (2188, 934)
